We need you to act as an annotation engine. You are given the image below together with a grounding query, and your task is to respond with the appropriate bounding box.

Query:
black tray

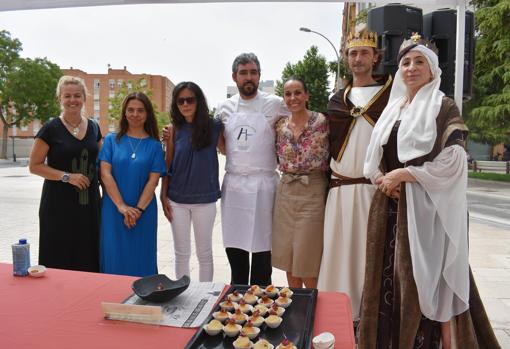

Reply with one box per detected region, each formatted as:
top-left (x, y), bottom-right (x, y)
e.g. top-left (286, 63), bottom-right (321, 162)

top-left (184, 285), bottom-right (318, 349)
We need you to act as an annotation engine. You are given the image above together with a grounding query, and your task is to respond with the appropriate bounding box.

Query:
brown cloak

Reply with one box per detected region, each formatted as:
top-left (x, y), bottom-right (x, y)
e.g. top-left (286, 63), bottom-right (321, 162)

top-left (358, 97), bottom-right (501, 349)
top-left (327, 75), bottom-right (392, 163)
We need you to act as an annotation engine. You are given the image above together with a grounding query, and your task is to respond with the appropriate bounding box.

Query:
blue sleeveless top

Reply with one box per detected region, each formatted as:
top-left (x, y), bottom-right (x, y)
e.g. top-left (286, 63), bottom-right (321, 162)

top-left (167, 118), bottom-right (222, 204)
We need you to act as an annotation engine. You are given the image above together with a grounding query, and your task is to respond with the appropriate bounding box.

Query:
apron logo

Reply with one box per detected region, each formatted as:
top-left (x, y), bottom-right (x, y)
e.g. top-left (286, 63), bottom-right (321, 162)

top-left (233, 125), bottom-right (256, 150)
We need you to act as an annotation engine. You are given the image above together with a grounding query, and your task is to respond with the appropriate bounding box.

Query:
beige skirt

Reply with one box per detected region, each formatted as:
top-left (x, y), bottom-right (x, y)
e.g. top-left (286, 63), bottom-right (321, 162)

top-left (271, 171), bottom-right (328, 278)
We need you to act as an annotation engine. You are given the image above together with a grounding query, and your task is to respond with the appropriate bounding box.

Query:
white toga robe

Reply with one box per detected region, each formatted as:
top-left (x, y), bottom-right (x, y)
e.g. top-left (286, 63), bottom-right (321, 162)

top-left (317, 86), bottom-right (382, 320)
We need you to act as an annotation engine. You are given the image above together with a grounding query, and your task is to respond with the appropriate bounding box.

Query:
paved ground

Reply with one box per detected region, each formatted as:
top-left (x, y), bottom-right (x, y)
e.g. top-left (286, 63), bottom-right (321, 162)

top-left (0, 158), bottom-right (509, 347)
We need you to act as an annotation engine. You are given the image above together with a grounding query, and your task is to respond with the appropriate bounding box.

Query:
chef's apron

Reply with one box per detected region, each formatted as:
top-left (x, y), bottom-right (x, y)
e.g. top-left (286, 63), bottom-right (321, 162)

top-left (221, 94), bottom-right (278, 253)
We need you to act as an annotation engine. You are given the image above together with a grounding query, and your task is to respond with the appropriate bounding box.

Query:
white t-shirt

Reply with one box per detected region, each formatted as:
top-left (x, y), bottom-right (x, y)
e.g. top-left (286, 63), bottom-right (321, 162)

top-left (215, 91), bottom-right (289, 126)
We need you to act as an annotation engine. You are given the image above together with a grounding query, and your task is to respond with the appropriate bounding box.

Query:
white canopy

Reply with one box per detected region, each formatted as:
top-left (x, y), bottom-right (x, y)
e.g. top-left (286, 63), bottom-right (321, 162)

top-left (0, 0), bottom-right (467, 111)
top-left (1, 1), bottom-right (461, 11)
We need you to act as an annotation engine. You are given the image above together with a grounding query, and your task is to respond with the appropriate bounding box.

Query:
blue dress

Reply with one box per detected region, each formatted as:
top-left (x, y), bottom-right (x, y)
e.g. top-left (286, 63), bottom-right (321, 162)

top-left (99, 133), bottom-right (166, 277)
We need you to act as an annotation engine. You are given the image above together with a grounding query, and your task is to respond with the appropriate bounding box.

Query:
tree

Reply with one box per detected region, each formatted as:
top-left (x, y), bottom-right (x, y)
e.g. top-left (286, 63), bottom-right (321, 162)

top-left (275, 46), bottom-right (331, 112)
top-left (0, 30), bottom-right (62, 159)
top-left (464, 0), bottom-right (510, 144)
top-left (329, 59), bottom-right (352, 86)
top-left (108, 78), bottom-right (169, 132)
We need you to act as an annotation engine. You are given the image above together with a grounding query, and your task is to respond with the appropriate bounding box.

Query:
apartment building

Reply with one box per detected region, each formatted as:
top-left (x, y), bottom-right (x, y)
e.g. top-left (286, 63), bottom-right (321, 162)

top-left (0, 66), bottom-right (174, 139)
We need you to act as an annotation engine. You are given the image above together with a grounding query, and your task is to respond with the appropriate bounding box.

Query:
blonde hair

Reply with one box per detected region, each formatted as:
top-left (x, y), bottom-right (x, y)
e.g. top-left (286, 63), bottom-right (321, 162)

top-left (56, 75), bottom-right (88, 102)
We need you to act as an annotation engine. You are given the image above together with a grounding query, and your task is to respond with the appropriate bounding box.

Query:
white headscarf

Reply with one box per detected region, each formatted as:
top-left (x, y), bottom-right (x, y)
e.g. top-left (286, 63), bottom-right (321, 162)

top-left (364, 45), bottom-right (444, 180)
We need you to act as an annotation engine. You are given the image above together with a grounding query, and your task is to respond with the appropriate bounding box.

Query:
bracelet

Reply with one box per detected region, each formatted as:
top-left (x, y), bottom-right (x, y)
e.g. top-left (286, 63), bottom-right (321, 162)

top-left (136, 206), bottom-right (145, 213)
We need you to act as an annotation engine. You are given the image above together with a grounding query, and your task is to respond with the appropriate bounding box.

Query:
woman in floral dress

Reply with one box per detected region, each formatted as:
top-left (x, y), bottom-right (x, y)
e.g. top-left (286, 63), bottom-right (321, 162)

top-left (271, 77), bottom-right (329, 288)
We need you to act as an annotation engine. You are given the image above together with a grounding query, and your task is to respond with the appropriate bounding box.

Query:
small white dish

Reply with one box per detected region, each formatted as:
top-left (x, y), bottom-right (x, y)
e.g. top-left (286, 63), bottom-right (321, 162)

top-left (276, 340), bottom-right (297, 349)
top-left (243, 292), bottom-right (259, 305)
top-left (278, 287), bottom-right (294, 298)
top-left (233, 335), bottom-right (254, 349)
top-left (264, 285), bottom-right (279, 298)
top-left (275, 297), bottom-right (292, 308)
top-left (241, 324), bottom-right (261, 339)
top-left (269, 305), bottom-right (285, 317)
top-left (253, 339), bottom-right (274, 349)
top-left (265, 315), bottom-right (283, 329)
top-left (204, 319), bottom-right (223, 335)
top-left (228, 291), bottom-right (244, 302)
top-left (248, 285), bottom-right (264, 297)
top-left (212, 310), bottom-right (232, 322)
top-left (27, 265), bottom-right (46, 277)
top-left (247, 314), bottom-right (265, 327)
top-left (253, 304), bottom-right (269, 316)
top-left (236, 302), bottom-right (254, 314)
top-left (220, 300), bottom-right (238, 311)
top-left (223, 323), bottom-right (242, 337)
top-left (257, 296), bottom-right (274, 308)
top-left (230, 311), bottom-right (249, 325)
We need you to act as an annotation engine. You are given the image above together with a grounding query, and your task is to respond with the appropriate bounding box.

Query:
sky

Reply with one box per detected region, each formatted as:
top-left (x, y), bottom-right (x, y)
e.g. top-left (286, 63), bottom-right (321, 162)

top-left (0, 2), bottom-right (343, 107)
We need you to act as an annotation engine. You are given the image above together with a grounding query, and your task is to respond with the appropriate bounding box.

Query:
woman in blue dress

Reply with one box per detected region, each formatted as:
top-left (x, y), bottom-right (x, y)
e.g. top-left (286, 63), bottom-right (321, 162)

top-left (99, 92), bottom-right (166, 277)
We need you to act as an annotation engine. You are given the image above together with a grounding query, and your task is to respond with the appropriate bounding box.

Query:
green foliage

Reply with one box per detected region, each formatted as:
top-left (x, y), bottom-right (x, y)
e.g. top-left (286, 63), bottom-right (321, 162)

top-left (329, 58), bottom-right (352, 83)
top-left (465, 0), bottom-right (510, 144)
top-left (108, 78), bottom-right (169, 131)
top-left (0, 30), bottom-right (21, 83)
top-left (3, 57), bottom-right (62, 124)
top-left (275, 46), bottom-right (331, 112)
top-left (0, 30), bottom-right (62, 158)
top-left (355, 5), bottom-right (375, 25)
top-left (468, 171), bottom-right (510, 182)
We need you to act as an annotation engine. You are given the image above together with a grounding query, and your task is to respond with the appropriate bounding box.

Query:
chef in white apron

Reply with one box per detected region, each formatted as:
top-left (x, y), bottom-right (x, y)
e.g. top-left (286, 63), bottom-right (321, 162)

top-left (216, 53), bottom-right (288, 286)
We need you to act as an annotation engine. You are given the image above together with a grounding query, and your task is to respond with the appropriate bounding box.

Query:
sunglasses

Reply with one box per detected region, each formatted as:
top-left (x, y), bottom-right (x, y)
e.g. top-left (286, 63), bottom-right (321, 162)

top-left (176, 97), bottom-right (196, 106)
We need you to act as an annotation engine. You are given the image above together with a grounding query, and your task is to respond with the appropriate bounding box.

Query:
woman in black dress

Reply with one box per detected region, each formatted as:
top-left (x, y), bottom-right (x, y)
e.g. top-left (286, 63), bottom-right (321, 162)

top-left (29, 75), bottom-right (102, 272)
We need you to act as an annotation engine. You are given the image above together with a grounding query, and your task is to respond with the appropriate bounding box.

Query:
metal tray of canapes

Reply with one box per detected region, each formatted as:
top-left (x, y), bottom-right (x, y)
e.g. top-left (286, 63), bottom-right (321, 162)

top-left (184, 284), bottom-right (318, 349)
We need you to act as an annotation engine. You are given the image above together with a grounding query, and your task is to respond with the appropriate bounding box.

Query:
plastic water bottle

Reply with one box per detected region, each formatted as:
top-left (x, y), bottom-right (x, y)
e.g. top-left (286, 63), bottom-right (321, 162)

top-left (12, 239), bottom-right (30, 276)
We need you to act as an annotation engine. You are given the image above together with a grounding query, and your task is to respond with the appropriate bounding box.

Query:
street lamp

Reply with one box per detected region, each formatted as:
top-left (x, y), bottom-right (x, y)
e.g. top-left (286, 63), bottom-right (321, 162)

top-left (299, 27), bottom-right (341, 91)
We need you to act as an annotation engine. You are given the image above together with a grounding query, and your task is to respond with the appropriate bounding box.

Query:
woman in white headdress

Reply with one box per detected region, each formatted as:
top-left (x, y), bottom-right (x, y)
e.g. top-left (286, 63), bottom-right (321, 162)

top-left (359, 34), bottom-right (500, 349)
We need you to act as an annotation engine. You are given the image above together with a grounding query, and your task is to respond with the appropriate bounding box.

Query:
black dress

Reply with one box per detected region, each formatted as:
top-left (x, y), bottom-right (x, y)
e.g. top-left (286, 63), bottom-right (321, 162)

top-left (36, 117), bottom-right (101, 272)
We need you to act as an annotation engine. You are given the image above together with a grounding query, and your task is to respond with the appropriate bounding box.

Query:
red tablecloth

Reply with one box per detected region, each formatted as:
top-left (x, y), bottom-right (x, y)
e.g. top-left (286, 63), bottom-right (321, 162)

top-left (0, 264), bottom-right (354, 349)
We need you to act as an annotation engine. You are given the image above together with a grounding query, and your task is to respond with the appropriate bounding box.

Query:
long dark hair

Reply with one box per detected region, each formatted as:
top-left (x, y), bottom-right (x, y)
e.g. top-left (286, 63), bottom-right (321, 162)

top-left (116, 92), bottom-right (160, 142)
top-left (170, 81), bottom-right (212, 150)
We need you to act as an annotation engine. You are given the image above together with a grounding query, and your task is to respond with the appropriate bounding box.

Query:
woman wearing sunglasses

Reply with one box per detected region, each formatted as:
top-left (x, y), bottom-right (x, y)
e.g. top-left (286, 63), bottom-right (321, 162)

top-left (160, 81), bottom-right (223, 282)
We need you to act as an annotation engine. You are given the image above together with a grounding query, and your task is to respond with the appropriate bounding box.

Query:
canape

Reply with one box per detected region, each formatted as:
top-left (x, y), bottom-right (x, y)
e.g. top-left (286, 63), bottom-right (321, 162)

top-left (223, 318), bottom-right (242, 337)
top-left (204, 319), bottom-right (223, 335)
top-left (265, 314), bottom-right (283, 329)
top-left (233, 334), bottom-right (254, 349)
top-left (231, 308), bottom-right (249, 324)
top-left (241, 320), bottom-right (261, 339)
top-left (212, 309), bottom-right (232, 322)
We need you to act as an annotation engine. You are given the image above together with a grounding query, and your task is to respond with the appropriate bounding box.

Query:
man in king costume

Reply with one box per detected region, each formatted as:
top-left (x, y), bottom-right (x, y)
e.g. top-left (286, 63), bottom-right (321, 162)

top-left (317, 30), bottom-right (392, 320)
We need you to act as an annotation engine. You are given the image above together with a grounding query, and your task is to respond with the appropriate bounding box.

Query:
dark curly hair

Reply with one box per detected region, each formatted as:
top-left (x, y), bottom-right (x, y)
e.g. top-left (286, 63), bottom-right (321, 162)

top-left (170, 81), bottom-right (213, 150)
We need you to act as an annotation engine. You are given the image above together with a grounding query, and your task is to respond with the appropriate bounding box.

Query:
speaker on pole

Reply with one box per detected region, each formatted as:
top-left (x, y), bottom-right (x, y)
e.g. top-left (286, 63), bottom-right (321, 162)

top-left (367, 3), bottom-right (423, 77)
top-left (423, 9), bottom-right (475, 100)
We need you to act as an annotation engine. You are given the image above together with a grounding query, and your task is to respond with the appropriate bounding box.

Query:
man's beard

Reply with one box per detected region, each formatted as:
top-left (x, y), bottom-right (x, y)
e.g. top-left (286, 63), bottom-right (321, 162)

top-left (238, 82), bottom-right (259, 97)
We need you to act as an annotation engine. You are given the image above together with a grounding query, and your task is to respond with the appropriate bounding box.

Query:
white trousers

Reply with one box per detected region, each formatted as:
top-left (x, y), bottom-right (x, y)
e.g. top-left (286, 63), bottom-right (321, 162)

top-left (170, 200), bottom-right (216, 282)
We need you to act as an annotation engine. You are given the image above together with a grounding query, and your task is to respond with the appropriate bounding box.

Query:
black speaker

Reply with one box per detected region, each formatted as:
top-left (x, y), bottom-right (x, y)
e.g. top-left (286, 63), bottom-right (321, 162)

top-left (423, 9), bottom-right (475, 100)
top-left (368, 4), bottom-right (423, 77)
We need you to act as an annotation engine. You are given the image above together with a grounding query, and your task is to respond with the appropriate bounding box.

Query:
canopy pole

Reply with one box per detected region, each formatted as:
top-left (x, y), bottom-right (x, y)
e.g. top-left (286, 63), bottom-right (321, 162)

top-left (454, 0), bottom-right (466, 113)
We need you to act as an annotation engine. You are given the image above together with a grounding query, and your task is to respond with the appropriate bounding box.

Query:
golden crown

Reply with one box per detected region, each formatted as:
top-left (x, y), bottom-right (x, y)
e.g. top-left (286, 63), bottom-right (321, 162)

top-left (346, 31), bottom-right (378, 49)
top-left (398, 33), bottom-right (439, 58)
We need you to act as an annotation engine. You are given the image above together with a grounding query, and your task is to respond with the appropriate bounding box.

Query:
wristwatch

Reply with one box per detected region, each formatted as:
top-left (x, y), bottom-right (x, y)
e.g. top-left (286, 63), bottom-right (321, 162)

top-left (61, 173), bottom-right (70, 183)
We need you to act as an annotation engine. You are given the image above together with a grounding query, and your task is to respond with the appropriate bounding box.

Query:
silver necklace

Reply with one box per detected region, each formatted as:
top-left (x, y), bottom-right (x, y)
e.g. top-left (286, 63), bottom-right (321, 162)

top-left (127, 136), bottom-right (143, 159)
top-left (62, 116), bottom-right (82, 136)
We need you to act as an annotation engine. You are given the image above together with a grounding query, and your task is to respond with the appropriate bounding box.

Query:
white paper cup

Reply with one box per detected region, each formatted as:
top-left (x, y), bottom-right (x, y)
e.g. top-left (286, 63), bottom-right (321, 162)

top-left (312, 332), bottom-right (335, 349)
